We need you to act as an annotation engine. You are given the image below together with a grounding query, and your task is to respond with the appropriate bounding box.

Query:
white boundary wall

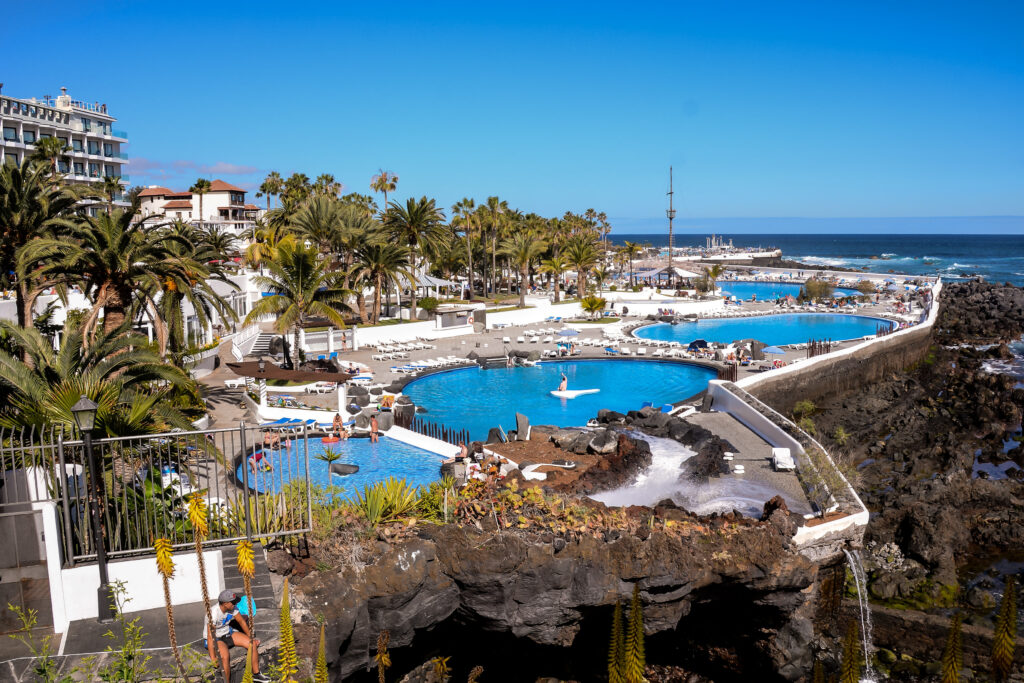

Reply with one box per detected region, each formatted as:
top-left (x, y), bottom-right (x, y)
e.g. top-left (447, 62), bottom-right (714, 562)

top-left (385, 425), bottom-right (460, 459)
top-left (57, 549), bottom-right (224, 628)
top-left (705, 381), bottom-right (803, 454)
top-left (735, 279), bottom-right (942, 392)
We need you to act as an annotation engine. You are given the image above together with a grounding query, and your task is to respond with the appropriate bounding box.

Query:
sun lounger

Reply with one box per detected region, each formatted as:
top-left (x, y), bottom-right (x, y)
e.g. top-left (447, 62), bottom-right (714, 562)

top-left (224, 378), bottom-right (245, 388)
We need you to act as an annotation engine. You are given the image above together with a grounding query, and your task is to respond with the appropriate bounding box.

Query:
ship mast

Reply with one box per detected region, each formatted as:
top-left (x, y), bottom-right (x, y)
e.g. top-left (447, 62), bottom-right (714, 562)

top-left (666, 166), bottom-right (676, 287)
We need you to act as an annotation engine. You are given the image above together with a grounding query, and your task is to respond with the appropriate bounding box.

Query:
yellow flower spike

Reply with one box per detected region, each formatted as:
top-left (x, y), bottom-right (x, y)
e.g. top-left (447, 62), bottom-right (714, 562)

top-left (187, 496), bottom-right (209, 538)
top-left (155, 538), bottom-right (175, 578)
top-left (236, 540), bottom-right (255, 579)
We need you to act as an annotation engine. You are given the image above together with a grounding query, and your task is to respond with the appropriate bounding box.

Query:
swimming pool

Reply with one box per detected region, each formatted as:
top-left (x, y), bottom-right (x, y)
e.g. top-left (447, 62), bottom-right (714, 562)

top-left (634, 313), bottom-right (891, 347)
top-left (720, 281), bottom-right (860, 301)
top-left (402, 360), bottom-right (718, 441)
top-left (236, 436), bottom-right (444, 498)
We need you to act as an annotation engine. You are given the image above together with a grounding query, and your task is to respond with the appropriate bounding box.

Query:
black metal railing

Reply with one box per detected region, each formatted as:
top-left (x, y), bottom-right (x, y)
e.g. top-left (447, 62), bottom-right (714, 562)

top-left (406, 417), bottom-right (471, 446)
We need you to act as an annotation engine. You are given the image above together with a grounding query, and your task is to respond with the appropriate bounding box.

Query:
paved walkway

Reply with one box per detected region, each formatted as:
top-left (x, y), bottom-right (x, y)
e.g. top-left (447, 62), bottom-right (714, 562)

top-left (687, 410), bottom-right (813, 516)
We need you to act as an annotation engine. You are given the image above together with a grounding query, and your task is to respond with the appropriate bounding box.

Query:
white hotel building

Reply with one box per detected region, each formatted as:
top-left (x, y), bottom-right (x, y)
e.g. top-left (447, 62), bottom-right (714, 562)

top-left (0, 86), bottom-right (128, 215)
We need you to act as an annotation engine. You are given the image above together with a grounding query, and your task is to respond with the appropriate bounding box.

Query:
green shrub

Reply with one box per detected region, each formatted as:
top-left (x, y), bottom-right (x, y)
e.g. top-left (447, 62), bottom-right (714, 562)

top-left (418, 296), bottom-right (440, 313)
top-left (792, 399), bottom-right (816, 418)
top-left (798, 416), bottom-right (816, 435)
top-left (833, 426), bottom-right (849, 446)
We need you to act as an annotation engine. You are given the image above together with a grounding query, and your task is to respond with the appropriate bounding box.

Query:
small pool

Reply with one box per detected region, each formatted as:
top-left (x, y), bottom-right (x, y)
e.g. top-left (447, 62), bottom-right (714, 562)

top-left (402, 360), bottom-right (717, 441)
top-left (720, 281), bottom-right (860, 301)
top-left (236, 436), bottom-right (444, 498)
top-left (634, 313), bottom-right (892, 347)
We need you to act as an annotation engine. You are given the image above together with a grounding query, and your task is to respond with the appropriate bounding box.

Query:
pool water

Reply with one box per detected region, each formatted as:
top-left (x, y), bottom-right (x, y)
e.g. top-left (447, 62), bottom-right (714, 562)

top-left (402, 360), bottom-right (717, 441)
top-left (720, 281), bottom-right (860, 301)
top-left (236, 436), bottom-right (444, 498)
top-left (634, 313), bottom-right (891, 347)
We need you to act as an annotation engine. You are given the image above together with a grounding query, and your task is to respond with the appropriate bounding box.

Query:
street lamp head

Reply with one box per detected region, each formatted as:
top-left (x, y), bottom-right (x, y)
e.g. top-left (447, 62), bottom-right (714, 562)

top-left (71, 395), bottom-right (98, 433)
top-left (257, 358), bottom-right (266, 373)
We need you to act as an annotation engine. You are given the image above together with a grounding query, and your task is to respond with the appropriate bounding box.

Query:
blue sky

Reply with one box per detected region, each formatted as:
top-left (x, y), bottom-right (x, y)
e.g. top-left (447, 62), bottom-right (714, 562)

top-left (4, 1), bottom-right (1023, 233)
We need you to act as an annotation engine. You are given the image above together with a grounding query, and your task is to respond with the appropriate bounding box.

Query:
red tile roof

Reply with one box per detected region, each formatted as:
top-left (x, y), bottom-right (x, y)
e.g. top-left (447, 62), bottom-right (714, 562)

top-left (243, 203), bottom-right (260, 210)
top-left (138, 186), bottom-right (172, 197)
top-left (162, 200), bottom-right (193, 209)
top-left (209, 179), bottom-right (246, 193)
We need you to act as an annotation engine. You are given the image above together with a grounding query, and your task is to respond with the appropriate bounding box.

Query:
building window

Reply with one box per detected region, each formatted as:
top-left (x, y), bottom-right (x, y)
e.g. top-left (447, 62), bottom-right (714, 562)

top-left (103, 143), bottom-right (113, 156)
top-left (87, 141), bottom-right (100, 155)
top-left (4, 153), bottom-right (18, 167)
top-left (73, 162), bottom-right (84, 175)
top-left (23, 130), bottom-right (36, 144)
top-left (2, 127), bottom-right (16, 141)
top-left (72, 139), bottom-right (83, 152)
top-left (58, 136), bottom-right (69, 145)
top-left (176, 212), bottom-right (182, 219)
top-left (81, 117), bottom-right (91, 132)
top-left (104, 164), bottom-right (115, 177)
top-left (88, 163), bottom-right (99, 177)
top-left (39, 133), bottom-right (51, 140)
top-left (58, 160), bottom-right (69, 173)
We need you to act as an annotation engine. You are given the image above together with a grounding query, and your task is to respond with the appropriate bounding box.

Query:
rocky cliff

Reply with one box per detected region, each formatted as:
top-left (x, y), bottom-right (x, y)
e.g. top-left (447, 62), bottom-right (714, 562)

top-left (287, 484), bottom-right (817, 681)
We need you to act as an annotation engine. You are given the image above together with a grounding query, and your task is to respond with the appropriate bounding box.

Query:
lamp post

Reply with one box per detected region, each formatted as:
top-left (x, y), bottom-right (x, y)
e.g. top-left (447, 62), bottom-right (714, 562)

top-left (71, 395), bottom-right (115, 623)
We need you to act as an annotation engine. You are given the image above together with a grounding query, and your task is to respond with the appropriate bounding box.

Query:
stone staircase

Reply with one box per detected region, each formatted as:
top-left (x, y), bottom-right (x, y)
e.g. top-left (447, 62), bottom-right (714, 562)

top-left (248, 333), bottom-right (276, 357)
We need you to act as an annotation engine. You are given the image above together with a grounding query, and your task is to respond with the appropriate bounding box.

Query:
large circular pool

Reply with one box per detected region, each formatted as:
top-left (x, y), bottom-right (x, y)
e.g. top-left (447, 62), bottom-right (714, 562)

top-left (634, 313), bottom-right (891, 346)
top-left (402, 360), bottom-right (718, 441)
top-left (720, 281), bottom-right (860, 301)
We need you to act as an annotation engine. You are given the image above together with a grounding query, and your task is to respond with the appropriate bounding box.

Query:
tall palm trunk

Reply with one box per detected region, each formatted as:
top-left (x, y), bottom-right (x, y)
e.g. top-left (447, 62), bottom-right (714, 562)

top-left (408, 251), bottom-right (419, 321)
top-left (491, 230), bottom-right (497, 296)
top-left (357, 290), bottom-right (368, 322)
top-left (102, 284), bottom-right (131, 335)
top-left (519, 265), bottom-right (528, 308)
top-left (629, 256), bottom-right (634, 287)
top-left (577, 269), bottom-right (586, 298)
top-left (554, 276), bottom-right (561, 303)
top-left (465, 232), bottom-right (474, 301)
top-left (374, 273), bottom-right (383, 324)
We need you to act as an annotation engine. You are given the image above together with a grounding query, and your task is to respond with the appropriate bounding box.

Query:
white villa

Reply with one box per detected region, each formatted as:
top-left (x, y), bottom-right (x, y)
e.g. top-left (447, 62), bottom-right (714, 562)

top-left (138, 179), bottom-right (261, 234)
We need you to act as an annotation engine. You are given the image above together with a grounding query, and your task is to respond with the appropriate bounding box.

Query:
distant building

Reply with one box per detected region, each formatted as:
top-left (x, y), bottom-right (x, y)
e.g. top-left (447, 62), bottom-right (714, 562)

top-left (0, 86), bottom-right (128, 216)
top-left (138, 179), bottom-right (260, 234)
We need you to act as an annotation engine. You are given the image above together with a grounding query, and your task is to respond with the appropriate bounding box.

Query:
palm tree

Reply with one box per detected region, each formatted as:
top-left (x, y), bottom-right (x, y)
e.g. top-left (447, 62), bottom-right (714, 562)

top-left (370, 170), bottom-right (398, 215)
top-left (581, 295), bottom-right (607, 319)
top-left (593, 266), bottom-right (610, 295)
top-left (349, 240), bottom-right (413, 324)
top-left (704, 264), bottom-right (725, 294)
top-left (316, 447), bottom-right (344, 487)
top-left (480, 197), bottom-right (507, 295)
top-left (256, 171), bottom-right (284, 211)
top-left (451, 198), bottom-right (478, 300)
top-left (243, 218), bottom-right (296, 274)
top-left (29, 136), bottom-right (69, 178)
top-left (540, 256), bottom-right (568, 303)
top-left (0, 159), bottom-right (78, 331)
top-left (621, 241), bottom-right (642, 287)
top-left (564, 235), bottom-right (599, 298)
top-left (383, 196), bottom-right (448, 321)
top-left (23, 205), bottom-right (198, 339)
top-left (148, 220), bottom-right (237, 358)
top-left (0, 321), bottom-right (192, 434)
top-left (499, 232), bottom-right (547, 308)
top-left (313, 173), bottom-right (343, 198)
top-left (100, 176), bottom-right (122, 214)
top-left (291, 195), bottom-right (349, 257)
top-left (189, 178), bottom-right (212, 229)
top-left (244, 241), bottom-right (355, 366)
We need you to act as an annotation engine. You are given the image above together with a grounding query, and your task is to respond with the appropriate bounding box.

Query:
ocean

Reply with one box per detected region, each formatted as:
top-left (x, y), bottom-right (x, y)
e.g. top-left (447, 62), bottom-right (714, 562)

top-left (608, 233), bottom-right (1024, 287)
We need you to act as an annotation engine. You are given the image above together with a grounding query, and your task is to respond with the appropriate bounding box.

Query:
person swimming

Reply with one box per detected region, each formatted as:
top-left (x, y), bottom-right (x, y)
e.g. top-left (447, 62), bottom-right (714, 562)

top-left (557, 373), bottom-right (567, 392)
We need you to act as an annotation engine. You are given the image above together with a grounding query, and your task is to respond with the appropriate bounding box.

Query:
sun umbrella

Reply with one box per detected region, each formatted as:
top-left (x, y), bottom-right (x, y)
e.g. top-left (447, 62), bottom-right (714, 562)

top-left (883, 277), bottom-right (895, 283)
top-left (762, 346), bottom-right (786, 355)
top-left (557, 329), bottom-right (579, 337)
